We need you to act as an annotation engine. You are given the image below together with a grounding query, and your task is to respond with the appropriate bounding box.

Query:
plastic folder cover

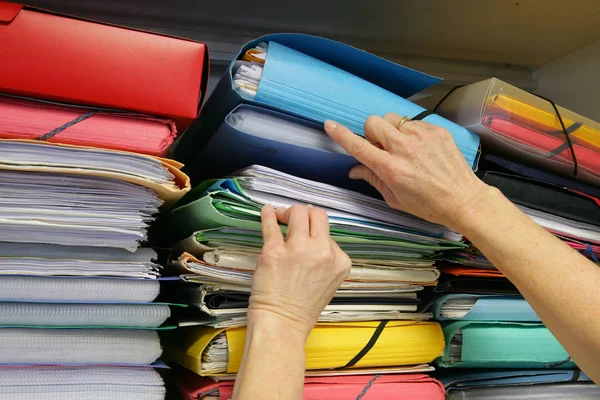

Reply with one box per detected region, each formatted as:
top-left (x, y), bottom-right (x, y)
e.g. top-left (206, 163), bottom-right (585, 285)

top-left (173, 33), bottom-right (480, 171)
top-left (435, 78), bottom-right (600, 186)
top-left (165, 321), bottom-right (444, 375)
top-left (438, 321), bottom-right (574, 368)
top-left (0, 2), bottom-right (208, 131)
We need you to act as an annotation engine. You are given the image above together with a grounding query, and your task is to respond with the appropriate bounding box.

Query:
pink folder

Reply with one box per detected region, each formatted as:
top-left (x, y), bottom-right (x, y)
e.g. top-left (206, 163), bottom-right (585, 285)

top-left (176, 370), bottom-right (444, 400)
top-left (0, 96), bottom-right (177, 156)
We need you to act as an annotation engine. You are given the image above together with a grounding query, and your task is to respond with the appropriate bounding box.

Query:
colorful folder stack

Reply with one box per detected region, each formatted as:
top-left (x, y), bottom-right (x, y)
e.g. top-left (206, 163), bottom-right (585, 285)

top-left (430, 78), bottom-right (600, 396)
top-left (158, 34), bottom-right (476, 398)
top-left (0, 3), bottom-right (207, 399)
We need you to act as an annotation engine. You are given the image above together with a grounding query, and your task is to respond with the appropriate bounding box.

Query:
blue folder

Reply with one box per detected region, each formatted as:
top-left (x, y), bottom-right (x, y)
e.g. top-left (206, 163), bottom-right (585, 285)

top-left (191, 104), bottom-right (376, 193)
top-left (439, 369), bottom-right (590, 388)
top-left (431, 294), bottom-right (540, 322)
top-left (172, 34), bottom-right (481, 179)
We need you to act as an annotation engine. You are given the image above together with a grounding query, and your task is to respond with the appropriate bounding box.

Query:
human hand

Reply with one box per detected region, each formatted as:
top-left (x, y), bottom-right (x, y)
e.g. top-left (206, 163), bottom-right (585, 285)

top-left (248, 204), bottom-right (351, 340)
top-left (324, 114), bottom-right (490, 230)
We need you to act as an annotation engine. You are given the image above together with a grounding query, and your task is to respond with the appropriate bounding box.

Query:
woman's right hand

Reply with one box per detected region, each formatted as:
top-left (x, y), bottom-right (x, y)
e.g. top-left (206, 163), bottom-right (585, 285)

top-left (324, 114), bottom-right (493, 231)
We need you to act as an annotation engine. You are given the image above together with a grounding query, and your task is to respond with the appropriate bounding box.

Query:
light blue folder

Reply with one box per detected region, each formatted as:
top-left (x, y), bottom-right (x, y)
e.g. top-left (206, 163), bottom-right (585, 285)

top-left (172, 34), bottom-right (481, 179)
top-left (431, 294), bottom-right (540, 322)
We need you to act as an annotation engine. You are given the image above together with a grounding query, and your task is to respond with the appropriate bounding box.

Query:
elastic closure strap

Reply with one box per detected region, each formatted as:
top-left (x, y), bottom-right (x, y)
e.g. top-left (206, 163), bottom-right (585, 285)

top-left (530, 93), bottom-right (578, 176)
top-left (432, 85), bottom-right (465, 114)
top-left (35, 112), bottom-right (96, 141)
top-left (571, 368), bottom-right (582, 382)
top-left (412, 110), bottom-right (433, 121)
top-left (340, 320), bottom-right (389, 369)
top-left (545, 356), bottom-right (572, 369)
top-left (356, 374), bottom-right (381, 400)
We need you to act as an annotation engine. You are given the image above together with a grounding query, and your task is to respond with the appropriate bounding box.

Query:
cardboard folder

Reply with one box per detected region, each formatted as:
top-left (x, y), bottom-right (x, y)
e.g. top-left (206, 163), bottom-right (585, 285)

top-left (438, 321), bottom-right (574, 368)
top-left (0, 139), bottom-right (190, 206)
top-left (0, 96), bottom-right (178, 156)
top-left (481, 171), bottom-right (600, 225)
top-left (0, 2), bottom-right (208, 131)
top-left (164, 321), bottom-right (445, 375)
top-left (172, 34), bottom-right (480, 175)
top-left (176, 368), bottom-right (445, 400)
top-left (430, 294), bottom-right (539, 322)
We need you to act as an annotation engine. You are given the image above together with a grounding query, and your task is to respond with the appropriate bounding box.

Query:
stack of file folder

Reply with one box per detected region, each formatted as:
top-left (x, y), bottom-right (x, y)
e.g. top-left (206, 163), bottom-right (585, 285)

top-left (161, 33), bottom-right (482, 397)
top-left (429, 78), bottom-right (600, 396)
top-left (0, 3), bottom-right (208, 398)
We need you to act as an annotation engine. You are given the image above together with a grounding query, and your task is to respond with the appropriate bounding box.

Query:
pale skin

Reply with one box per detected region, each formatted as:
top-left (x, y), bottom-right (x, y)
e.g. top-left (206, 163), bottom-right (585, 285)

top-left (232, 113), bottom-right (600, 399)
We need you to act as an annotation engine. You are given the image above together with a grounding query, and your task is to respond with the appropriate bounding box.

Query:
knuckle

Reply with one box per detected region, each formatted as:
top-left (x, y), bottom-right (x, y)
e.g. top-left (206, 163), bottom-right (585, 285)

top-left (309, 206), bottom-right (328, 219)
top-left (384, 112), bottom-right (399, 121)
top-left (351, 138), bottom-right (371, 156)
top-left (364, 115), bottom-right (381, 132)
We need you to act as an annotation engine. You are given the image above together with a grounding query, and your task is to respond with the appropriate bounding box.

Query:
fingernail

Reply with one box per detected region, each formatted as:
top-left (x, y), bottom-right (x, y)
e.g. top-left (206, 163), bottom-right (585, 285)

top-left (307, 204), bottom-right (313, 209)
top-left (324, 120), bottom-right (338, 131)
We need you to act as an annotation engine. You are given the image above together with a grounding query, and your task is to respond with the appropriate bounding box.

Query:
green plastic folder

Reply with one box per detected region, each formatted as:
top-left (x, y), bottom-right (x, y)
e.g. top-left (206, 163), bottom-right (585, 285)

top-left (438, 321), bottom-right (574, 369)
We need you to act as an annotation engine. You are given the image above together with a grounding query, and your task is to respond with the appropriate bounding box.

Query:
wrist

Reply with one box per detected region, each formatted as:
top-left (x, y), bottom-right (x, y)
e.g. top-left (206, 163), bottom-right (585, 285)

top-left (247, 309), bottom-right (309, 347)
top-left (446, 182), bottom-right (504, 235)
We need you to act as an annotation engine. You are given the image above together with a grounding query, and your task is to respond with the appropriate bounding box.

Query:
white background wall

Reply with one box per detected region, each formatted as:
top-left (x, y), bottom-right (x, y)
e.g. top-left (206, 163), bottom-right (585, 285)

top-left (535, 39), bottom-right (600, 121)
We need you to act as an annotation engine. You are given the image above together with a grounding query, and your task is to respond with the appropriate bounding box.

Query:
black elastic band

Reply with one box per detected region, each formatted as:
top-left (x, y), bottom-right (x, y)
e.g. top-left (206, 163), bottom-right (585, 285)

top-left (530, 93), bottom-right (578, 176)
top-left (356, 374), bottom-right (381, 400)
top-left (432, 85), bottom-right (465, 114)
top-left (35, 112), bottom-right (95, 141)
top-left (412, 110), bottom-right (433, 121)
top-left (341, 320), bottom-right (388, 369)
top-left (432, 85), bottom-right (579, 177)
top-left (545, 356), bottom-right (572, 369)
top-left (571, 369), bottom-right (582, 382)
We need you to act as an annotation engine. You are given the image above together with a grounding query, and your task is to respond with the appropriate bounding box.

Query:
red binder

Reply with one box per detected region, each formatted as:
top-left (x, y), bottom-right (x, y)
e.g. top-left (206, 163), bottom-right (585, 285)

top-left (0, 2), bottom-right (208, 131)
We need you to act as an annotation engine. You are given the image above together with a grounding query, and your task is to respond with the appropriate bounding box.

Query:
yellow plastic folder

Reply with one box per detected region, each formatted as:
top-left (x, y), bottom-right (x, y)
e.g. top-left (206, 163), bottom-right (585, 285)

top-left (491, 94), bottom-right (600, 148)
top-left (165, 321), bottom-right (445, 375)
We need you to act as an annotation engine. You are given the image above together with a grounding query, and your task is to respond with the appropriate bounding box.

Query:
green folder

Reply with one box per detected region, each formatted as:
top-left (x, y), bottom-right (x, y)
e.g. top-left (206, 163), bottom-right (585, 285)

top-left (152, 178), bottom-right (466, 253)
top-left (437, 321), bottom-right (575, 369)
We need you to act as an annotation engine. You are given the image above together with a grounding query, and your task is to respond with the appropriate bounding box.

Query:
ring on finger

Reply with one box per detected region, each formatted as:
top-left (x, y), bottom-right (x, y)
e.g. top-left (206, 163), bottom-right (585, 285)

top-left (396, 116), bottom-right (412, 131)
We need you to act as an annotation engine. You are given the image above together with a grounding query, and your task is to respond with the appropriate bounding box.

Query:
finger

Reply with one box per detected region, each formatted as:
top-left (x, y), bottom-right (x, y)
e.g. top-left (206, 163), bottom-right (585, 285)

top-left (324, 120), bottom-right (388, 173)
top-left (331, 239), bottom-right (352, 279)
top-left (261, 204), bottom-right (284, 246)
top-left (282, 204), bottom-right (310, 242)
top-left (349, 164), bottom-right (386, 190)
top-left (383, 112), bottom-right (402, 128)
top-left (383, 112), bottom-right (418, 134)
top-left (308, 206), bottom-right (330, 239)
top-left (275, 206), bottom-right (288, 223)
top-left (364, 115), bottom-right (396, 150)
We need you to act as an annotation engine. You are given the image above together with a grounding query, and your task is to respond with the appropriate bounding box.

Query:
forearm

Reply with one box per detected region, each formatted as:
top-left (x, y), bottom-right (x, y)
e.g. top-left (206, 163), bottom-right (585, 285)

top-left (232, 314), bottom-right (306, 400)
top-left (453, 185), bottom-right (600, 383)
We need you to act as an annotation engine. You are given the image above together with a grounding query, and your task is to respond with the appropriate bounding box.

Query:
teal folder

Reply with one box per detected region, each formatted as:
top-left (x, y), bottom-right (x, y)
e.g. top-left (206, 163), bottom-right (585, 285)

top-left (437, 321), bottom-right (574, 369)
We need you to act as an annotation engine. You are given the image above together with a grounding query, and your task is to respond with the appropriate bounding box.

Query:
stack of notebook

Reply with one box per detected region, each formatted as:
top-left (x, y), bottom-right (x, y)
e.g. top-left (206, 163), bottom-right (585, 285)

top-left (161, 34), bottom-right (485, 397)
top-left (0, 4), bottom-right (209, 397)
top-left (429, 79), bottom-right (600, 396)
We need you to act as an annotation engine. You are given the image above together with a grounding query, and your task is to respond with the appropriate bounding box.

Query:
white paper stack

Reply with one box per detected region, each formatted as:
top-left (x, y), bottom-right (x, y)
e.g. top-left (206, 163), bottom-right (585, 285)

top-left (0, 366), bottom-right (165, 400)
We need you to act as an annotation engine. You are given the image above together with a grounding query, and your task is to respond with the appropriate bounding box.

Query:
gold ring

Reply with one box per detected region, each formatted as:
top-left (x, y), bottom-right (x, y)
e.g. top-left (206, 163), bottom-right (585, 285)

top-left (396, 116), bottom-right (412, 130)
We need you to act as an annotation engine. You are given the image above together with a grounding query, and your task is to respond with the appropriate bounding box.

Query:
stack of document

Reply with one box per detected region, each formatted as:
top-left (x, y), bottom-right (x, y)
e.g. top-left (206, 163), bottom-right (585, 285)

top-left (0, 105), bottom-right (190, 399)
top-left (0, 366), bottom-right (166, 400)
top-left (155, 165), bottom-right (468, 328)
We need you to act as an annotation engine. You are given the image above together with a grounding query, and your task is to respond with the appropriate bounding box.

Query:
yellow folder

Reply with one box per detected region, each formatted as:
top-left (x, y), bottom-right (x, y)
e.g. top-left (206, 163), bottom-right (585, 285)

top-left (164, 321), bottom-right (445, 375)
top-left (491, 94), bottom-right (600, 148)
